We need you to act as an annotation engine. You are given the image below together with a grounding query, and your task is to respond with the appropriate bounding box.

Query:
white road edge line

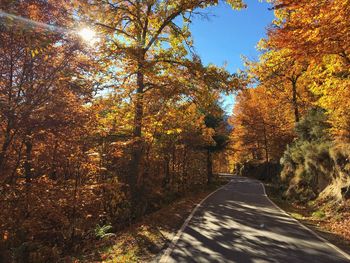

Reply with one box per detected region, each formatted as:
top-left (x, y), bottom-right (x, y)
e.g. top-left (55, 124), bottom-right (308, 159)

top-left (158, 179), bottom-right (233, 263)
top-left (260, 182), bottom-right (350, 261)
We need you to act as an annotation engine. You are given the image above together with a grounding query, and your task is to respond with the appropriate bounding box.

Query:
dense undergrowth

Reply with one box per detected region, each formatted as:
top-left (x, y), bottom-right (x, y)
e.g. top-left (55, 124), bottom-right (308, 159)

top-left (280, 108), bottom-right (350, 205)
top-left (239, 108), bottom-right (350, 206)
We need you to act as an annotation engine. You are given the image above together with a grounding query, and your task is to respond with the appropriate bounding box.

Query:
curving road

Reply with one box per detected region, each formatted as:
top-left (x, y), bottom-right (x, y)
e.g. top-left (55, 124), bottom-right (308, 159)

top-left (160, 176), bottom-right (350, 263)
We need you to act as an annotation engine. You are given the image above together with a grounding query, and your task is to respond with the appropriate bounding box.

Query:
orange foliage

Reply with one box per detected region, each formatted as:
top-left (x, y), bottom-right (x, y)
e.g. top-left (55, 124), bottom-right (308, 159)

top-left (266, 0), bottom-right (350, 140)
top-left (230, 87), bottom-right (294, 164)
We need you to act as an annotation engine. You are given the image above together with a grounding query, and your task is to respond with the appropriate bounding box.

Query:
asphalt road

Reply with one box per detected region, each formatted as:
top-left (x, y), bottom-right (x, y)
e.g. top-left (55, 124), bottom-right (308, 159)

top-left (160, 176), bottom-right (350, 263)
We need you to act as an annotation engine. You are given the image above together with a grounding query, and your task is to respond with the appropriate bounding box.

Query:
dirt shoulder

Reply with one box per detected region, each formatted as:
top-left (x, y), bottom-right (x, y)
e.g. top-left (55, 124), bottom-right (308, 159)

top-left (264, 183), bottom-right (350, 256)
top-left (72, 178), bottom-right (231, 262)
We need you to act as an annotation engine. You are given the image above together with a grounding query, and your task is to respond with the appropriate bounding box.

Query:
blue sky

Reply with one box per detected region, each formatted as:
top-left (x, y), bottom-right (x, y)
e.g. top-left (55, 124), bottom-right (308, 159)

top-left (190, 0), bottom-right (275, 113)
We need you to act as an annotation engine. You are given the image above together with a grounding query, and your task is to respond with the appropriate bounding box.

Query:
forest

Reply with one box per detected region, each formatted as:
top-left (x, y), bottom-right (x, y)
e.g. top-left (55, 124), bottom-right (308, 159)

top-left (1, 0), bottom-right (349, 262)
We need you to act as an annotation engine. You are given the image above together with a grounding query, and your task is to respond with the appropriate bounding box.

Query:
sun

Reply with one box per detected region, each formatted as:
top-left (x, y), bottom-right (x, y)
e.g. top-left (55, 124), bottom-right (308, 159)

top-left (77, 27), bottom-right (98, 44)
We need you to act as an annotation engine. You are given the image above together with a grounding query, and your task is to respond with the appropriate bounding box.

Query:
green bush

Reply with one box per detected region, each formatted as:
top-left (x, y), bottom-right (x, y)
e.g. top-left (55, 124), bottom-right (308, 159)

top-left (95, 224), bottom-right (115, 239)
top-left (280, 107), bottom-right (350, 203)
top-left (280, 108), bottom-right (334, 201)
top-left (312, 210), bottom-right (326, 219)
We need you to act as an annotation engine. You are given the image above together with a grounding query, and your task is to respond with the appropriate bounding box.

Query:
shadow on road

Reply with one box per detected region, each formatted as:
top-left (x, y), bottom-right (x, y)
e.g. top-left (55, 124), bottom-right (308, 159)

top-left (167, 177), bottom-right (348, 263)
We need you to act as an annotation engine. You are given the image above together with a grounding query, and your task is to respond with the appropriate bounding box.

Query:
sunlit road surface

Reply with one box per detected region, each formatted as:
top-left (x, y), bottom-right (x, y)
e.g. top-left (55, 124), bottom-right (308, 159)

top-left (162, 177), bottom-right (350, 263)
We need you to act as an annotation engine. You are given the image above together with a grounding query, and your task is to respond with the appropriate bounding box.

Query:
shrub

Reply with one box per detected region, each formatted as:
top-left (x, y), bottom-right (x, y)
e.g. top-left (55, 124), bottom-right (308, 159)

top-left (280, 108), bottom-right (334, 201)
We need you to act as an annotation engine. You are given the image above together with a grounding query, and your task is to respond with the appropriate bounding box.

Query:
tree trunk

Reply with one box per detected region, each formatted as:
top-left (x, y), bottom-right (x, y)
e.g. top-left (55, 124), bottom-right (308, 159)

top-left (50, 140), bottom-right (58, 180)
top-left (129, 57), bottom-right (145, 208)
top-left (70, 166), bottom-right (80, 250)
top-left (133, 70), bottom-right (144, 138)
top-left (0, 121), bottom-right (13, 172)
top-left (8, 141), bottom-right (24, 184)
top-left (24, 135), bottom-right (33, 184)
top-left (292, 80), bottom-right (300, 123)
top-left (163, 155), bottom-right (170, 188)
top-left (262, 121), bottom-right (270, 179)
top-left (207, 150), bottom-right (213, 185)
top-left (182, 146), bottom-right (187, 191)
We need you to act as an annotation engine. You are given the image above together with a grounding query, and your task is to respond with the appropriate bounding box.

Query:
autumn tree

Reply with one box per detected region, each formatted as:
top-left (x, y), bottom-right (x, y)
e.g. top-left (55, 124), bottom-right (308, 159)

top-left (0, 3), bottom-right (103, 260)
top-left (0, 0), bottom-right (99, 182)
top-left (266, 0), bottom-right (350, 140)
top-left (245, 45), bottom-right (313, 123)
top-left (306, 57), bottom-right (350, 140)
top-left (74, 0), bottom-right (246, 204)
top-left (230, 86), bottom-right (294, 165)
top-left (267, 0), bottom-right (350, 64)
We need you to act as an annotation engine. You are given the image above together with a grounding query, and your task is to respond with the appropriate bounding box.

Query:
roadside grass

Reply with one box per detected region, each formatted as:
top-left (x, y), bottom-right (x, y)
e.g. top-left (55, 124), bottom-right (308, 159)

top-left (312, 210), bottom-right (326, 219)
top-left (264, 183), bottom-right (350, 255)
top-left (74, 175), bottom-right (232, 262)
